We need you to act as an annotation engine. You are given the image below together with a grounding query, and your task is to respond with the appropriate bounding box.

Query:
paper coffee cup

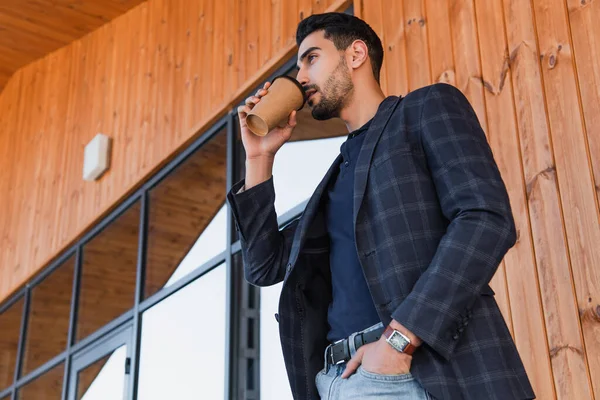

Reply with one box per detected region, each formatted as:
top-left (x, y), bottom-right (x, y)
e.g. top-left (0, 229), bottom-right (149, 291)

top-left (246, 75), bottom-right (306, 136)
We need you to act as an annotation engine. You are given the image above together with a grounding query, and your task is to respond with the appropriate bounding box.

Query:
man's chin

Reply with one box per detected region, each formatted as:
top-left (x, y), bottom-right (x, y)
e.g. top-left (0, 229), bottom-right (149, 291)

top-left (310, 105), bottom-right (335, 121)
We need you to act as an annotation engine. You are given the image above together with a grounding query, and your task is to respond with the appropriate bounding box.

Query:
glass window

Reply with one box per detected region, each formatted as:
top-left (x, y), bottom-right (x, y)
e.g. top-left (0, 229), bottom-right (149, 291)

top-left (145, 127), bottom-right (227, 298)
top-left (77, 201), bottom-right (141, 342)
top-left (260, 283), bottom-right (292, 400)
top-left (23, 256), bottom-right (74, 375)
top-left (137, 264), bottom-right (226, 399)
top-left (229, 251), bottom-right (292, 400)
top-left (0, 296), bottom-right (24, 391)
top-left (17, 362), bottom-right (64, 400)
top-left (75, 346), bottom-right (127, 400)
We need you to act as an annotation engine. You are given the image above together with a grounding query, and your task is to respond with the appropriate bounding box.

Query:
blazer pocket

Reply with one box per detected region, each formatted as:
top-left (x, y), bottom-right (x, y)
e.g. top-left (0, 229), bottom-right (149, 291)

top-left (372, 146), bottom-right (413, 169)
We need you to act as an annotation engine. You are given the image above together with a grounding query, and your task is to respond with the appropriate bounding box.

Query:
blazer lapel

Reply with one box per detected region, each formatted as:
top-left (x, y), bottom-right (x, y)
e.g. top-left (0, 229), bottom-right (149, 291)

top-left (287, 95), bottom-right (400, 268)
top-left (353, 96), bottom-right (401, 227)
top-left (287, 153), bottom-right (342, 267)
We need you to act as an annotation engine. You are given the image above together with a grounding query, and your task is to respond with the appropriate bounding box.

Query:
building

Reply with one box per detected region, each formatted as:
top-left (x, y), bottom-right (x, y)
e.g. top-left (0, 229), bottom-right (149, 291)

top-left (0, 0), bottom-right (599, 399)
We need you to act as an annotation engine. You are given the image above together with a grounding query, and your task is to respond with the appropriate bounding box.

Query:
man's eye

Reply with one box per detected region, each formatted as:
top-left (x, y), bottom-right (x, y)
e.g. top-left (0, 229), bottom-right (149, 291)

top-left (308, 55), bottom-right (317, 63)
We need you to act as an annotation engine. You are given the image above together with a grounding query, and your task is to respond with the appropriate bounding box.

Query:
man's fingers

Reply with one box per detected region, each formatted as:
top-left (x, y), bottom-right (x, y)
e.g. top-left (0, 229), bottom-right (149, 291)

top-left (245, 96), bottom-right (261, 107)
top-left (237, 105), bottom-right (250, 116)
top-left (341, 346), bottom-right (364, 379)
top-left (341, 357), bottom-right (360, 379)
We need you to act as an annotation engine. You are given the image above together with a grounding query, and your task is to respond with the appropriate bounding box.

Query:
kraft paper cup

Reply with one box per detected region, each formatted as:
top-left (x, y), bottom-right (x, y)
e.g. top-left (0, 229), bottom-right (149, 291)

top-left (246, 76), bottom-right (306, 136)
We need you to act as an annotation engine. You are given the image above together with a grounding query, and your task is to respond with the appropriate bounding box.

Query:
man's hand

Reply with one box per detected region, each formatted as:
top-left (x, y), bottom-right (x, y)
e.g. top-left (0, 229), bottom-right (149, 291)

top-left (341, 336), bottom-right (412, 379)
top-left (341, 320), bottom-right (422, 379)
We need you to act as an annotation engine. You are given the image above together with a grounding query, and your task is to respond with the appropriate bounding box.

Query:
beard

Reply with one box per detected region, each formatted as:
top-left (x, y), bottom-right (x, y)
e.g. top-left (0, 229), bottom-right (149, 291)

top-left (309, 57), bottom-right (354, 121)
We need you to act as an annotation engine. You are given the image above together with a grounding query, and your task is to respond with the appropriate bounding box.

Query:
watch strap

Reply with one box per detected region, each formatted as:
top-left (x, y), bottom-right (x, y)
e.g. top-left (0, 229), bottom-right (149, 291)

top-left (383, 325), bottom-right (417, 355)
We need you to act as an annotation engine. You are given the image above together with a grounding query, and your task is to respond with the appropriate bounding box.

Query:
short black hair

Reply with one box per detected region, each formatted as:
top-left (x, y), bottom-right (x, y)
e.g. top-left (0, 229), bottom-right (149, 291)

top-left (296, 12), bottom-right (384, 83)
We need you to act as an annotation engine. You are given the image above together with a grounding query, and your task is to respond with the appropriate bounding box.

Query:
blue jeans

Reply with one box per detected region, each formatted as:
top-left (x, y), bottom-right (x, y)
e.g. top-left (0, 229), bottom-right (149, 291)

top-left (315, 363), bottom-right (433, 400)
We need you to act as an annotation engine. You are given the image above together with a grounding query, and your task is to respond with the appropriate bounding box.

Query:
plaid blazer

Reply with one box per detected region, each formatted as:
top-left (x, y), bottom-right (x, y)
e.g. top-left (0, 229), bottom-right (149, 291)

top-left (227, 83), bottom-right (535, 400)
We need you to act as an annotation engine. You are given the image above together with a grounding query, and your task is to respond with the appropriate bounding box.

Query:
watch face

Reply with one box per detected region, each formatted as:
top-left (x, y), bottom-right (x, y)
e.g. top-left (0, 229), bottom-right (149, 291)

top-left (388, 330), bottom-right (410, 352)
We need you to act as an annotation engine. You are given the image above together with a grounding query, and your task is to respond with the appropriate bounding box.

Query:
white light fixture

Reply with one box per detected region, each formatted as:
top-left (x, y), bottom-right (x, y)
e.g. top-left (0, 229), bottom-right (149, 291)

top-left (83, 133), bottom-right (111, 181)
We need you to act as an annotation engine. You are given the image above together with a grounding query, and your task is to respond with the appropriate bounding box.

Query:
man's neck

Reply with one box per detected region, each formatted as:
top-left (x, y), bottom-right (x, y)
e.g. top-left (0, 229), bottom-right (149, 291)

top-left (340, 86), bottom-right (386, 132)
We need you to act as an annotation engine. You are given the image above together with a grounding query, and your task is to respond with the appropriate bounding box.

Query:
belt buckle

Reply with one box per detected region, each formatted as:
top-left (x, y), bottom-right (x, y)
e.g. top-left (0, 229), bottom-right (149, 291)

top-left (331, 338), bottom-right (347, 366)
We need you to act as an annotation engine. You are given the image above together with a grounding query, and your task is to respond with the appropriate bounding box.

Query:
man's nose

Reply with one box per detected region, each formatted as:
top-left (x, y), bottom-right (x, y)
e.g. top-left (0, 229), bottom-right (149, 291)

top-left (296, 68), bottom-right (309, 87)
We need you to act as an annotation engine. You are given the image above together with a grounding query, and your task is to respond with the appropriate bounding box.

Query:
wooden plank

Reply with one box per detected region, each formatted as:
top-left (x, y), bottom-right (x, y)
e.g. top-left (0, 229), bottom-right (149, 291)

top-left (403, 0), bottom-right (431, 90)
top-left (476, 0), bottom-right (555, 397)
top-left (212, 1), bottom-right (227, 110)
top-left (566, 0), bottom-right (600, 237)
top-left (245, 0), bottom-right (260, 81)
top-left (448, 0), bottom-right (487, 132)
top-left (531, 0), bottom-right (600, 397)
top-left (313, 0), bottom-right (328, 14)
top-left (424, 0), bottom-right (455, 85)
top-left (282, 0), bottom-right (299, 49)
top-left (223, 0), bottom-right (238, 100)
top-left (448, 0), bottom-right (515, 332)
top-left (271, 0), bottom-right (283, 55)
top-left (379, 0), bottom-right (408, 96)
top-left (362, 0), bottom-right (389, 94)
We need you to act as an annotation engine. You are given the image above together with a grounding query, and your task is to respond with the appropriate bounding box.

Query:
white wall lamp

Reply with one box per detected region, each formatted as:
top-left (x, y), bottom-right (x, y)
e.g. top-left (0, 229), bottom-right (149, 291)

top-left (83, 133), bottom-right (112, 181)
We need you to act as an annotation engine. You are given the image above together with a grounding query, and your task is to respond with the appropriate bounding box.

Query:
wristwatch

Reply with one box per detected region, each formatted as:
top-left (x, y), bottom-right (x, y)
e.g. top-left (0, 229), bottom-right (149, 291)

top-left (383, 325), bottom-right (417, 355)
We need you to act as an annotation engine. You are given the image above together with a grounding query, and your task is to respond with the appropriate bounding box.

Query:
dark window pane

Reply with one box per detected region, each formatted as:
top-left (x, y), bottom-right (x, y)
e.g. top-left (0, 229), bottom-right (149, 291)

top-left (0, 296), bottom-right (23, 391)
top-left (138, 265), bottom-right (226, 399)
top-left (1, 394), bottom-right (11, 400)
top-left (77, 201), bottom-right (140, 341)
top-left (23, 256), bottom-right (74, 374)
top-left (145, 128), bottom-right (227, 298)
top-left (75, 345), bottom-right (127, 399)
top-left (17, 362), bottom-right (64, 400)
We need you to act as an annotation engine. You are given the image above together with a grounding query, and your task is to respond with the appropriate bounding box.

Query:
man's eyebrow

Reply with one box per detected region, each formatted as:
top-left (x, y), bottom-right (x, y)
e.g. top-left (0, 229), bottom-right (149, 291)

top-left (297, 46), bottom-right (321, 68)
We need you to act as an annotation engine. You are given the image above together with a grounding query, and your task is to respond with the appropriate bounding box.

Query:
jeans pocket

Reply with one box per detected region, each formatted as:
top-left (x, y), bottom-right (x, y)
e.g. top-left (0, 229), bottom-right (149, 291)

top-left (357, 366), bottom-right (414, 382)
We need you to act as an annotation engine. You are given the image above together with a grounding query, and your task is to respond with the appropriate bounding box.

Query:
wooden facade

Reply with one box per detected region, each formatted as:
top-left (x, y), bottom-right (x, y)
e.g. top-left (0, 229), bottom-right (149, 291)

top-left (0, 0), bottom-right (149, 92)
top-left (0, 0), bottom-right (599, 398)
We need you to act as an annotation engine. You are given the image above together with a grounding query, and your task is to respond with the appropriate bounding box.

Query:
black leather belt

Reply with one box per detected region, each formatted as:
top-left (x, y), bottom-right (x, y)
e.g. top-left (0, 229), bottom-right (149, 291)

top-left (324, 322), bottom-right (384, 367)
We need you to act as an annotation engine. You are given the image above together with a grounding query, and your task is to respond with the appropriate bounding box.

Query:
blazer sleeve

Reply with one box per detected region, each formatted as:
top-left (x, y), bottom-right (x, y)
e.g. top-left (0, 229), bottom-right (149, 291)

top-left (390, 83), bottom-right (517, 361)
top-left (227, 177), bottom-right (300, 287)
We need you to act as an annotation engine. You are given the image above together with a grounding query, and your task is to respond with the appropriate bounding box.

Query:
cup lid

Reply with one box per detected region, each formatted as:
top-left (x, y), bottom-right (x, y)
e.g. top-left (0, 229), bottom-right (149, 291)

top-left (271, 75), bottom-right (307, 111)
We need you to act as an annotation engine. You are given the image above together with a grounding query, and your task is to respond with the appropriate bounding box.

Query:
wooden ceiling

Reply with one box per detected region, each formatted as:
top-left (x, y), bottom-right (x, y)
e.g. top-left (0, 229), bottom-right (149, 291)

top-left (0, 0), bottom-right (148, 92)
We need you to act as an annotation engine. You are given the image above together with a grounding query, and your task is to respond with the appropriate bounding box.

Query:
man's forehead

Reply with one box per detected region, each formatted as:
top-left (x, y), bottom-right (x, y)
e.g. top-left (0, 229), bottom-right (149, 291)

top-left (297, 31), bottom-right (329, 58)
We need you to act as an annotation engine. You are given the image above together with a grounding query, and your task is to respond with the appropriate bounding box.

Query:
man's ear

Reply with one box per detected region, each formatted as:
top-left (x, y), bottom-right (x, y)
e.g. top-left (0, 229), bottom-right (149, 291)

top-left (348, 40), bottom-right (369, 70)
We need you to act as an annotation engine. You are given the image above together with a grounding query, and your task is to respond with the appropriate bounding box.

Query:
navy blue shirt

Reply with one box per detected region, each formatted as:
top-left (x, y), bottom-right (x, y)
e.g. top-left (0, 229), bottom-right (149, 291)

top-left (325, 118), bottom-right (381, 342)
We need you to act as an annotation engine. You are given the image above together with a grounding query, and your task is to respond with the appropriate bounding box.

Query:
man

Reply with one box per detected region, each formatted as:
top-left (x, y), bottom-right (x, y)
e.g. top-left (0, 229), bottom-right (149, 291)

top-left (227, 12), bottom-right (535, 400)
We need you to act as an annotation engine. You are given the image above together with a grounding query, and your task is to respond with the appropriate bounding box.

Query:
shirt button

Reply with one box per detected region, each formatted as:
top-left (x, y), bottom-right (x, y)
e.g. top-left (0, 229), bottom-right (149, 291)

top-left (452, 333), bottom-right (460, 340)
top-left (344, 161), bottom-right (349, 166)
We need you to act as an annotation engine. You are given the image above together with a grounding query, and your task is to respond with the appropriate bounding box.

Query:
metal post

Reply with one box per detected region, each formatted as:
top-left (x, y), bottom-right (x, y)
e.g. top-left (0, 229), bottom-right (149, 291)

top-left (11, 289), bottom-right (29, 400)
top-left (127, 191), bottom-right (148, 399)
top-left (61, 246), bottom-right (82, 400)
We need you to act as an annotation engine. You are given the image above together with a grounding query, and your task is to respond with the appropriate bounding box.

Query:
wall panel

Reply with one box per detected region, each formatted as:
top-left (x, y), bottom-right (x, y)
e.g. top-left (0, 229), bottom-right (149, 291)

top-left (0, 0), bottom-right (349, 301)
top-left (475, 0), bottom-right (554, 396)
top-left (362, 0), bottom-right (600, 398)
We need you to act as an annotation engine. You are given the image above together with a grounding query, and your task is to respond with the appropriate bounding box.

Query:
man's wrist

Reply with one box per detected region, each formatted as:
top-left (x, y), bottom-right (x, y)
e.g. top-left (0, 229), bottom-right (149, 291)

top-left (388, 319), bottom-right (423, 347)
